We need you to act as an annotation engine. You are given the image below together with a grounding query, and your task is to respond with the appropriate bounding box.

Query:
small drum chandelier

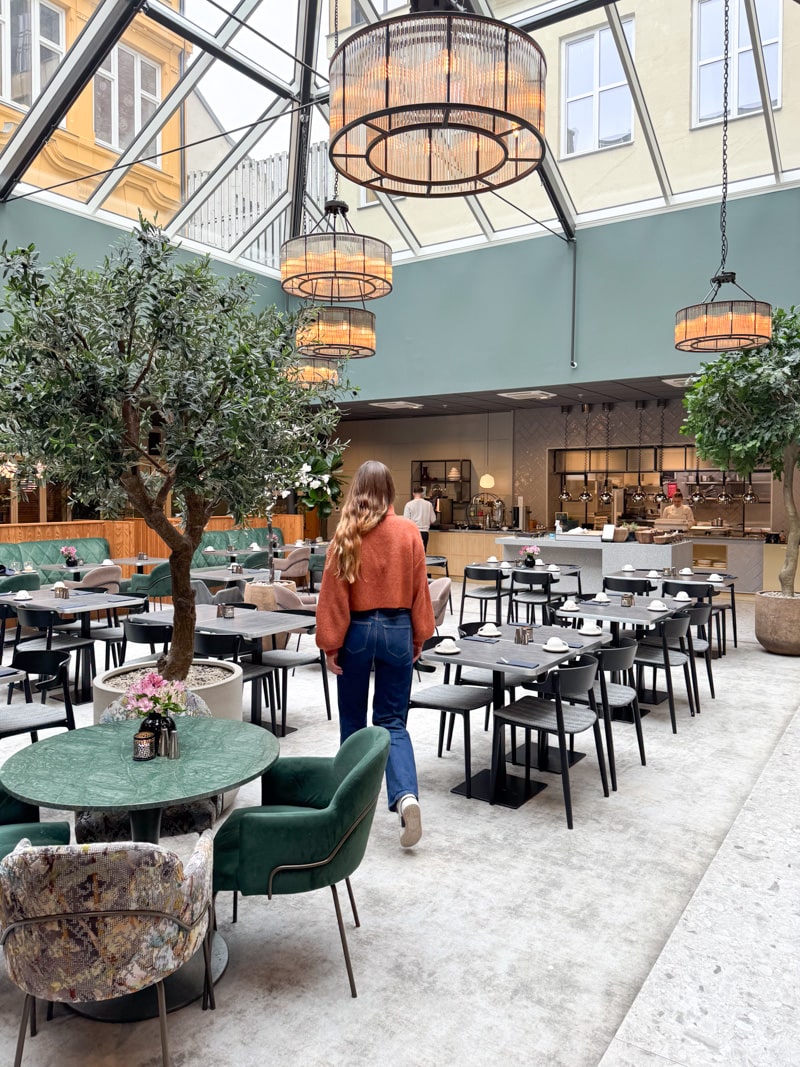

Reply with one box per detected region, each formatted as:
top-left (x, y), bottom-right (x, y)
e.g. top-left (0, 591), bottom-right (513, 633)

top-left (328, 6), bottom-right (547, 198)
top-left (286, 359), bottom-right (341, 388)
top-left (281, 199), bottom-right (392, 302)
top-left (675, 0), bottom-right (770, 352)
top-left (295, 306), bottom-right (376, 360)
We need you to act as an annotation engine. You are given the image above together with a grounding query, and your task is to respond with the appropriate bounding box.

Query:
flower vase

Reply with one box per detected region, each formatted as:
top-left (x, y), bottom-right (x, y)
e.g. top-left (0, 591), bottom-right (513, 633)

top-left (65, 557), bottom-right (78, 567)
top-left (524, 556), bottom-right (535, 568)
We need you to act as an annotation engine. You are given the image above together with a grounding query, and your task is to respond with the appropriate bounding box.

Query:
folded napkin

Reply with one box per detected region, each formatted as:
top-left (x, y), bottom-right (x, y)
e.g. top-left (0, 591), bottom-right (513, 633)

top-left (499, 659), bottom-right (540, 669)
top-left (462, 635), bottom-right (500, 644)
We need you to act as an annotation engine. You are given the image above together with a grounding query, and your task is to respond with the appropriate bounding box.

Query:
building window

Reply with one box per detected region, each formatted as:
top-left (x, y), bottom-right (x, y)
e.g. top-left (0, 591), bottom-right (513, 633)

top-left (562, 19), bottom-right (634, 158)
top-left (0, 0), bottom-right (64, 108)
top-left (94, 45), bottom-right (160, 155)
top-left (695, 0), bottom-right (780, 124)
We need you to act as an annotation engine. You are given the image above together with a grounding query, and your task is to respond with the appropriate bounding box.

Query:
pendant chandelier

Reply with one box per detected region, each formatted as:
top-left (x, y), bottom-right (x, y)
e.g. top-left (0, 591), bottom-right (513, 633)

top-left (328, 1), bottom-right (546, 198)
top-left (715, 470), bottom-right (733, 506)
top-left (689, 448), bottom-right (705, 505)
top-left (742, 477), bottom-right (759, 505)
top-left (653, 400), bottom-right (668, 504)
top-left (630, 402), bottom-right (646, 505)
top-left (295, 306), bottom-right (376, 359)
top-left (674, 0), bottom-right (771, 352)
top-left (558, 407), bottom-right (572, 502)
top-left (280, 198), bottom-right (392, 302)
top-left (578, 404), bottom-right (593, 503)
top-left (286, 358), bottom-right (341, 388)
top-left (598, 404), bottom-right (613, 506)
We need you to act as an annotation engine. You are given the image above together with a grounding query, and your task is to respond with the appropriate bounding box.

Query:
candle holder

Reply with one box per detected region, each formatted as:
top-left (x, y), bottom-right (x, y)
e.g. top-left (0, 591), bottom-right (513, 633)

top-left (137, 551), bottom-right (148, 561)
top-left (53, 586), bottom-right (70, 600)
top-left (133, 731), bottom-right (156, 761)
top-left (222, 604), bottom-right (236, 619)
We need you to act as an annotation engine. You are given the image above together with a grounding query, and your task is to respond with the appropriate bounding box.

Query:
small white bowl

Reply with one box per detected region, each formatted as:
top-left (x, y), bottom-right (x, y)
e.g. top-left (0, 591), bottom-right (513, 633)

top-left (535, 559), bottom-right (545, 566)
top-left (679, 567), bottom-right (693, 575)
top-left (622, 564), bottom-right (634, 571)
top-left (544, 640), bottom-right (569, 653)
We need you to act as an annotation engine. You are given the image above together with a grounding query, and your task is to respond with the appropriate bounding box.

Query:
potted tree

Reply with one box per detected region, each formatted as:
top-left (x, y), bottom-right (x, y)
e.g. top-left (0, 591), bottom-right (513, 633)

top-left (682, 306), bottom-right (800, 654)
top-left (0, 218), bottom-right (346, 682)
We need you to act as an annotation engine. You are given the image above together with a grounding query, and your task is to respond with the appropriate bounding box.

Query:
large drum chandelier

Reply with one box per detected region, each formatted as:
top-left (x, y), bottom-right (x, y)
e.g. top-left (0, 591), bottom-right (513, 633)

top-left (328, 7), bottom-right (547, 198)
top-left (281, 199), bottom-right (392, 302)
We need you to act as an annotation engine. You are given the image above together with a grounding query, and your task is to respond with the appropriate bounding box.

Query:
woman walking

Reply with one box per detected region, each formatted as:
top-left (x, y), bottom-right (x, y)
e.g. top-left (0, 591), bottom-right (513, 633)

top-left (316, 461), bottom-right (434, 848)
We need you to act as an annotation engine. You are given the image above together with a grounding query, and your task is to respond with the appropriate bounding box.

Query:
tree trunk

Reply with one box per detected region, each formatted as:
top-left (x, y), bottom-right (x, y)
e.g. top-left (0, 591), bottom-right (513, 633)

top-left (778, 444), bottom-right (799, 597)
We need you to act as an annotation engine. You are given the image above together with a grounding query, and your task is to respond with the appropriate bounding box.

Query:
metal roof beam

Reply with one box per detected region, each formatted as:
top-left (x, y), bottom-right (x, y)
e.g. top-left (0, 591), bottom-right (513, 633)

top-left (605, 3), bottom-right (672, 203)
top-left (287, 0), bottom-right (323, 238)
top-left (742, 0), bottom-right (782, 181)
top-left (538, 146), bottom-right (577, 240)
top-left (143, 1), bottom-right (296, 101)
top-left (0, 0), bottom-right (145, 200)
top-left (513, 0), bottom-right (611, 32)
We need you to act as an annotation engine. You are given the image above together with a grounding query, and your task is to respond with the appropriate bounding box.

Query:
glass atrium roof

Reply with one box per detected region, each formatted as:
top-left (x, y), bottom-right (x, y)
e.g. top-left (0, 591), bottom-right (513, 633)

top-left (0, 0), bottom-right (797, 278)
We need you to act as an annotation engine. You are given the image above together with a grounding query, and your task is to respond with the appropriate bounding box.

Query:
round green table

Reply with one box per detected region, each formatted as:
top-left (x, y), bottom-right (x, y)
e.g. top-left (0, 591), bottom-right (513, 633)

top-left (0, 717), bottom-right (280, 1022)
top-left (0, 717), bottom-right (279, 843)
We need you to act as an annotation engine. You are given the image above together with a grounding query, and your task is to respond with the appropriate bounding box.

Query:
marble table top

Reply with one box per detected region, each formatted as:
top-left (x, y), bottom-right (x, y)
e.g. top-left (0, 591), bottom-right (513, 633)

top-left (0, 717), bottom-right (279, 814)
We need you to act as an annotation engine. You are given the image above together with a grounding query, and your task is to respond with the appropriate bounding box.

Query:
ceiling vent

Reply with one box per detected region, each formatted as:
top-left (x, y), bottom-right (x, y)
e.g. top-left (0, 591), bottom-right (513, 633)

top-left (368, 400), bottom-right (424, 410)
top-left (661, 376), bottom-right (694, 388)
top-left (496, 389), bottom-right (557, 401)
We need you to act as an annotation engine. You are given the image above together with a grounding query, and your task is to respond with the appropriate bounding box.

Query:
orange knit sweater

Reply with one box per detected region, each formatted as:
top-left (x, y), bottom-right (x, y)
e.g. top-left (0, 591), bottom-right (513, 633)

top-left (315, 509), bottom-right (435, 656)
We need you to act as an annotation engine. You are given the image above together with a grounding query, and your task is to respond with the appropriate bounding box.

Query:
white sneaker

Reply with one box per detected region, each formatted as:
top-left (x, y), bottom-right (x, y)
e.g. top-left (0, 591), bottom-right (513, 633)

top-left (398, 795), bottom-right (422, 848)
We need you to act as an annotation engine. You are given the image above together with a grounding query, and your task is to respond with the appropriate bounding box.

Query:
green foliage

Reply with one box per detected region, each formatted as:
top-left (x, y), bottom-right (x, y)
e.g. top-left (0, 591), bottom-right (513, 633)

top-left (681, 306), bottom-right (800, 479)
top-left (0, 218), bottom-right (346, 525)
top-left (292, 448), bottom-right (346, 518)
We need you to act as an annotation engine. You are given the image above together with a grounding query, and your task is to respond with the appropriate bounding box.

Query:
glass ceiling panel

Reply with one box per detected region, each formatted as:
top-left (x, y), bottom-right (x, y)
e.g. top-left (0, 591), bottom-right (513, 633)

top-left (478, 171), bottom-right (561, 235)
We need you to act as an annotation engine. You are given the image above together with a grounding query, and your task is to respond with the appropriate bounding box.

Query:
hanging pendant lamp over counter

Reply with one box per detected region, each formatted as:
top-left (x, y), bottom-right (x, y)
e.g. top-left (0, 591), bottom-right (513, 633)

top-left (328, 6), bottom-right (547, 198)
top-left (674, 0), bottom-right (770, 352)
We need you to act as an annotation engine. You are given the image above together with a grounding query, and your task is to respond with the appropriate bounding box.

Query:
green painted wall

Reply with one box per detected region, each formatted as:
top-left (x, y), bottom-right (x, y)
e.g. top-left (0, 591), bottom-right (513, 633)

top-left (2, 185), bottom-right (797, 401)
top-left (347, 184), bottom-right (800, 400)
top-left (0, 197), bottom-right (286, 308)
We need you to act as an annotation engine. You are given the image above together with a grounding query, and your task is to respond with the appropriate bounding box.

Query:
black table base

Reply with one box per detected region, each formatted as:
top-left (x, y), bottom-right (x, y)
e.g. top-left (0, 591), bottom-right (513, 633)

top-left (450, 768), bottom-right (547, 808)
top-left (507, 741), bottom-right (585, 774)
top-left (69, 931), bottom-right (228, 1022)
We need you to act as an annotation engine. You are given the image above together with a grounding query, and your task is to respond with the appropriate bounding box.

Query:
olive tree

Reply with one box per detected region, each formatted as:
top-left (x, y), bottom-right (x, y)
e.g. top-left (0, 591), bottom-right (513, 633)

top-left (0, 218), bottom-right (346, 678)
top-left (682, 305), bottom-right (800, 596)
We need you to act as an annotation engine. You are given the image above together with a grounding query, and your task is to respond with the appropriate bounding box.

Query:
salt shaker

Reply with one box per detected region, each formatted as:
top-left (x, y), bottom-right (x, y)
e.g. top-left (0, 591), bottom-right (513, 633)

top-left (168, 731), bottom-right (180, 759)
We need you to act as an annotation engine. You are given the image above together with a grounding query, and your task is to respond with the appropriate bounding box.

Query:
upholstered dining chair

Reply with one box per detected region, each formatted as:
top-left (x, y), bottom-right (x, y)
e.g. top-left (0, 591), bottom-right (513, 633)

top-left (2, 650), bottom-right (75, 745)
top-left (272, 545), bottom-right (311, 587)
top-left (213, 726), bottom-right (390, 998)
top-left (0, 834), bottom-right (215, 1067)
top-left (63, 564), bottom-right (122, 595)
top-left (0, 784), bottom-right (70, 863)
top-left (427, 576), bottom-right (451, 632)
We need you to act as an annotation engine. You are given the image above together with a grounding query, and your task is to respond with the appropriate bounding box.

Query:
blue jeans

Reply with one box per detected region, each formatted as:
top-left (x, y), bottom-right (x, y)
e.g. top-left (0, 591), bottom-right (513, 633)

top-left (336, 610), bottom-right (418, 811)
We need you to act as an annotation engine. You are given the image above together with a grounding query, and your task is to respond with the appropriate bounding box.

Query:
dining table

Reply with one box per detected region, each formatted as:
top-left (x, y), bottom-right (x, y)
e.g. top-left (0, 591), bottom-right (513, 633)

top-left (137, 605), bottom-right (317, 727)
top-left (1, 590), bottom-right (147, 701)
top-left (38, 561), bottom-right (108, 580)
top-left (426, 622), bottom-right (608, 807)
top-left (0, 716), bottom-right (279, 1021)
top-left (189, 564), bottom-right (274, 585)
top-left (112, 554), bottom-right (169, 574)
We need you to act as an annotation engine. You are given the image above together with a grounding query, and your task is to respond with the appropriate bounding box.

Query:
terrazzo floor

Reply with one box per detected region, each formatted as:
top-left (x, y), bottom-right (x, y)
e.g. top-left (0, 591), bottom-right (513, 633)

top-left (0, 591), bottom-right (797, 1067)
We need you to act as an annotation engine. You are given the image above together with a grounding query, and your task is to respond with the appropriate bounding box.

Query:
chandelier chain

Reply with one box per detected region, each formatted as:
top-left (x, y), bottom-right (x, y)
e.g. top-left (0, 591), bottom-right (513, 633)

top-left (333, 0), bottom-right (340, 199)
top-left (299, 105), bottom-right (310, 236)
top-left (718, 0), bottom-right (730, 276)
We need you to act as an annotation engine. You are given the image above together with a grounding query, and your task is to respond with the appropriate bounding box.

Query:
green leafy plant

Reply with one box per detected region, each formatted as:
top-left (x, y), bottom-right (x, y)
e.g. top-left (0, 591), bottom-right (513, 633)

top-left (291, 447), bottom-right (346, 519)
top-left (0, 218), bottom-right (348, 678)
top-left (682, 305), bottom-right (800, 596)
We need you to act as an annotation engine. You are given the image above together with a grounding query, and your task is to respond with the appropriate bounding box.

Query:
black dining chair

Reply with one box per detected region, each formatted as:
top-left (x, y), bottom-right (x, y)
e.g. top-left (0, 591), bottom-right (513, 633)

top-left (507, 569), bottom-right (561, 625)
top-left (193, 631), bottom-right (277, 730)
top-left (119, 619), bottom-right (173, 664)
top-left (13, 606), bottom-right (96, 700)
top-left (458, 565), bottom-right (511, 627)
top-left (2, 649), bottom-right (74, 744)
top-left (603, 576), bottom-right (653, 595)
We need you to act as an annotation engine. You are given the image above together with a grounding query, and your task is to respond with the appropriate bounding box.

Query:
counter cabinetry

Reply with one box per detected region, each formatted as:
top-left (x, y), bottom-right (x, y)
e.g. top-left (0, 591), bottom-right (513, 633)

top-left (427, 530), bottom-right (503, 577)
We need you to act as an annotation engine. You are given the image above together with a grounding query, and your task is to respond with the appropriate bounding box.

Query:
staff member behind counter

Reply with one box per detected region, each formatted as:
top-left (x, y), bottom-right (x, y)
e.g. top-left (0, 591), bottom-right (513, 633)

top-left (661, 490), bottom-right (695, 526)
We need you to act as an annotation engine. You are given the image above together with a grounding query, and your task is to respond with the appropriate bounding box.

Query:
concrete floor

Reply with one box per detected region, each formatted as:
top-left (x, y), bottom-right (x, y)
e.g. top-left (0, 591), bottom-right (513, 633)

top-left (0, 592), bottom-right (798, 1067)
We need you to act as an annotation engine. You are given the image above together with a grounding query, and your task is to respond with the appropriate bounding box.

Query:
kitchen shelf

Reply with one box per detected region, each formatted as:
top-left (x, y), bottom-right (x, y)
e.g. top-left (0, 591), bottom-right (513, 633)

top-left (411, 460), bottom-right (472, 504)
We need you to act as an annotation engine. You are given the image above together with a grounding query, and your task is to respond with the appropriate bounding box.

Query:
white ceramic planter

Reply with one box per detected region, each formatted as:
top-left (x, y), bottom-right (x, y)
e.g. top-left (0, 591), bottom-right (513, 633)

top-left (92, 658), bottom-right (244, 724)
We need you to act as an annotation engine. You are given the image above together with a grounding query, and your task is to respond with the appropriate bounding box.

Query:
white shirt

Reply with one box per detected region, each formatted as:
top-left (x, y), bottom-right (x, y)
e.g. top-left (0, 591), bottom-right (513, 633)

top-left (662, 503), bottom-right (695, 525)
top-left (403, 497), bottom-right (437, 532)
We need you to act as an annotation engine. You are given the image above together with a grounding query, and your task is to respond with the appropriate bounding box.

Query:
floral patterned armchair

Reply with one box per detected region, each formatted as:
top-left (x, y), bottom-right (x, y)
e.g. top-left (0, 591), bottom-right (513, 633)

top-left (0, 834), bottom-right (214, 1066)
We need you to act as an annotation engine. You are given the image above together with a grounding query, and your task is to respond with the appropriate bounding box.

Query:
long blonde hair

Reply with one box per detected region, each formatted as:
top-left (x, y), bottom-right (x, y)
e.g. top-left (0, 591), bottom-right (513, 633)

top-left (329, 460), bottom-right (394, 583)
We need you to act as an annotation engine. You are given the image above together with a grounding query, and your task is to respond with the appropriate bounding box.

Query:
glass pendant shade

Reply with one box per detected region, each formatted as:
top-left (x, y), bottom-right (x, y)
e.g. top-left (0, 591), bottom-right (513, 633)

top-left (578, 484), bottom-right (592, 503)
top-left (479, 474), bottom-right (495, 490)
top-left (328, 12), bottom-right (546, 198)
top-left (598, 485), bottom-right (613, 506)
top-left (286, 359), bottom-right (340, 388)
top-left (675, 282), bottom-right (772, 352)
top-left (631, 486), bottom-right (646, 504)
top-left (280, 199), bottom-right (392, 301)
top-left (558, 483), bottom-right (572, 502)
top-left (295, 306), bottom-right (376, 359)
top-left (742, 480), bottom-right (759, 504)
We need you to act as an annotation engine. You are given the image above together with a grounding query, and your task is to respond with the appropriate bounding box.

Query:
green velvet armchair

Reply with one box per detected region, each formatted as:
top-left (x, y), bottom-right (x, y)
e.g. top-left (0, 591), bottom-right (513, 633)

top-left (0, 785), bottom-right (70, 863)
top-left (213, 726), bottom-right (390, 997)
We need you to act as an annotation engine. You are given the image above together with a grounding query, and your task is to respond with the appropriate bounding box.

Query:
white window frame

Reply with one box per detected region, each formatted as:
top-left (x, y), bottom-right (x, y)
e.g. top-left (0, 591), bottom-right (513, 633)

top-left (560, 17), bottom-right (635, 160)
top-left (93, 43), bottom-right (161, 159)
top-left (0, 0), bottom-right (65, 107)
top-left (692, 0), bottom-right (782, 127)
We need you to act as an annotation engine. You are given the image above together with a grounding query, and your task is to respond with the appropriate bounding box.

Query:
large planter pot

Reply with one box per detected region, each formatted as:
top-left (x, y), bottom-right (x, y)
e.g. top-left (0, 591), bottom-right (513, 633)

top-left (92, 658), bottom-right (244, 724)
top-left (754, 591), bottom-right (800, 655)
